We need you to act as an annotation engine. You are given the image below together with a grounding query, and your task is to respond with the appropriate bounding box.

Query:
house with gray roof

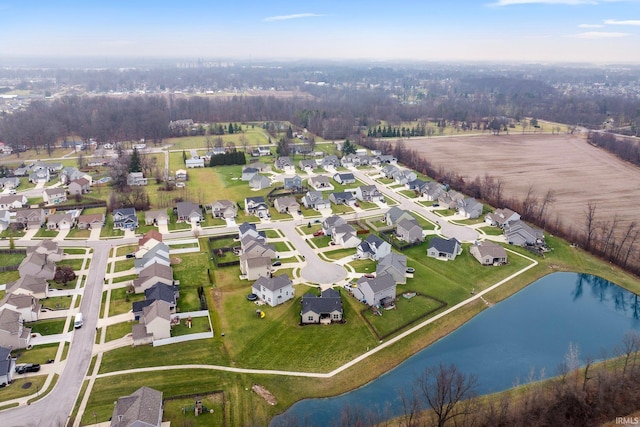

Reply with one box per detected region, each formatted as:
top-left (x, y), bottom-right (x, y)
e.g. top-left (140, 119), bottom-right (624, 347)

top-left (144, 209), bottom-right (170, 226)
top-left (77, 213), bottom-right (105, 229)
top-left (385, 207), bottom-right (416, 227)
top-left (439, 190), bottom-right (465, 209)
top-left (135, 244), bottom-right (171, 274)
top-left (485, 208), bottom-right (520, 228)
top-left (245, 196), bottom-right (269, 218)
top-left (238, 221), bottom-right (262, 240)
top-left (355, 185), bottom-right (384, 203)
top-left (504, 220), bottom-right (545, 246)
top-left (59, 166), bottom-right (85, 184)
top-left (7, 274), bottom-right (49, 299)
top-left (0, 209), bottom-right (10, 232)
top-left (356, 234), bottom-right (392, 261)
top-left (186, 157), bottom-right (205, 168)
top-left (377, 155), bottom-right (397, 164)
top-left (331, 223), bottom-right (361, 248)
top-left (249, 174), bottom-right (271, 190)
top-left (322, 215), bottom-right (347, 236)
top-left (18, 252), bottom-right (56, 280)
top-left (396, 218), bottom-right (424, 243)
top-left (340, 153), bottom-right (358, 167)
top-left (393, 170), bottom-right (417, 186)
top-left (26, 239), bottom-right (63, 262)
top-left (381, 164), bottom-right (400, 178)
top-left (377, 252), bottom-right (408, 284)
top-left (0, 177), bottom-right (20, 189)
top-left (252, 274), bottom-right (294, 307)
top-left (0, 194), bottom-right (27, 209)
top-left (299, 159), bottom-right (317, 172)
top-left (308, 175), bottom-right (333, 191)
top-left (241, 166), bottom-right (259, 181)
top-left (29, 166), bottom-right (50, 184)
top-left (321, 155), bottom-right (340, 170)
top-left (0, 309), bottom-right (31, 349)
top-left (176, 201), bottom-right (202, 224)
top-left (457, 197), bottom-right (483, 219)
top-left (329, 191), bottom-right (356, 206)
top-left (133, 263), bottom-right (174, 294)
top-left (301, 191), bottom-right (331, 210)
top-left (113, 208), bottom-right (138, 230)
top-left (301, 288), bottom-right (344, 324)
top-left (43, 187), bottom-right (67, 205)
top-left (333, 172), bottom-right (356, 185)
top-left (127, 172), bottom-right (148, 186)
top-left (132, 283), bottom-right (179, 320)
top-left (15, 208), bottom-right (45, 230)
top-left (274, 196), bottom-right (300, 214)
top-left (420, 182), bottom-right (446, 201)
top-left (68, 177), bottom-right (90, 196)
top-left (283, 174), bottom-right (303, 190)
top-left (110, 386), bottom-right (163, 427)
top-left (240, 254), bottom-right (271, 281)
top-left (211, 200), bottom-right (237, 219)
top-left (427, 237), bottom-right (462, 260)
top-left (354, 273), bottom-right (396, 306)
top-left (0, 293), bottom-right (40, 322)
top-left (275, 156), bottom-right (295, 172)
top-left (0, 345), bottom-right (16, 386)
top-left (46, 212), bottom-right (76, 230)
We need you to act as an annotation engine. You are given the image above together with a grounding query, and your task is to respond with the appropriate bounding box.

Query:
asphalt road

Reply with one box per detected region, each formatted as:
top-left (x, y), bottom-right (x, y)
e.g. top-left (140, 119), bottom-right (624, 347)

top-left (1, 240), bottom-right (117, 427)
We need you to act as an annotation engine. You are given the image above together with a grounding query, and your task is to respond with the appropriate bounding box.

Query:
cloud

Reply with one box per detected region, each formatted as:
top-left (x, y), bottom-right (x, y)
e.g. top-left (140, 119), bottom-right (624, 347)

top-left (572, 31), bottom-right (631, 38)
top-left (263, 13), bottom-right (324, 22)
top-left (578, 23), bottom-right (604, 28)
top-left (489, 0), bottom-right (597, 6)
top-left (604, 19), bottom-right (640, 25)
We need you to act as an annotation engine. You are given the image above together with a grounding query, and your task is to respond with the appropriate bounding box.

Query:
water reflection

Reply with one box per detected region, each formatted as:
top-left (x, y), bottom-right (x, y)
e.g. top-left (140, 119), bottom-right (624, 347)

top-left (272, 273), bottom-right (640, 427)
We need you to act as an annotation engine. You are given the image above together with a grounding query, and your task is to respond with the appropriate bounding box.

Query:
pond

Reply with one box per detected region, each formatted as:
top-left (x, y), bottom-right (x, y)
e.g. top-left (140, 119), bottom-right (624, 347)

top-left (271, 272), bottom-right (640, 426)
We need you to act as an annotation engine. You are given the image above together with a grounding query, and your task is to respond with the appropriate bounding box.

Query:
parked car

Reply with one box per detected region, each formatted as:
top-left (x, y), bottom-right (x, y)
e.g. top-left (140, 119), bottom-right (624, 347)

top-left (125, 253), bottom-right (135, 259)
top-left (354, 202), bottom-right (360, 207)
top-left (272, 261), bottom-right (282, 267)
top-left (313, 230), bottom-right (324, 237)
top-left (15, 364), bottom-right (40, 374)
top-left (432, 203), bottom-right (440, 207)
top-left (364, 273), bottom-right (375, 278)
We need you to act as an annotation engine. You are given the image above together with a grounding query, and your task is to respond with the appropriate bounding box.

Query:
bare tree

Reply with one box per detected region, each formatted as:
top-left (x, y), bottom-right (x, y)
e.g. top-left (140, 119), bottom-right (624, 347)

top-left (239, 134), bottom-right (249, 153)
top-left (415, 363), bottom-right (478, 427)
top-left (520, 185), bottom-right (539, 220)
top-left (537, 189), bottom-right (556, 226)
top-left (584, 201), bottom-right (598, 250)
top-left (616, 331), bottom-right (640, 377)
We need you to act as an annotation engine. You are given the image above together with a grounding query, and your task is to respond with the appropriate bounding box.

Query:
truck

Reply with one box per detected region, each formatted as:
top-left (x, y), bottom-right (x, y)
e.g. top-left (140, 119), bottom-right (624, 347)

top-left (74, 312), bottom-right (83, 329)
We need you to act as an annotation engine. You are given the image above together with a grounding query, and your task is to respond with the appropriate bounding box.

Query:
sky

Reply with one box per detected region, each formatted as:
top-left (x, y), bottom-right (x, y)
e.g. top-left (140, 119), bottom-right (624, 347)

top-left (1, 0), bottom-right (639, 63)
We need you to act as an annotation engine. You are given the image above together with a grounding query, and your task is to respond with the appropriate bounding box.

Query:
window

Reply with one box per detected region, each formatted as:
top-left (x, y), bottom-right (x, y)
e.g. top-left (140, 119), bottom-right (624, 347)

top-left (308, 316), bottom-right (314, 321)
top-left (333, 314), bottom-right (340, 320)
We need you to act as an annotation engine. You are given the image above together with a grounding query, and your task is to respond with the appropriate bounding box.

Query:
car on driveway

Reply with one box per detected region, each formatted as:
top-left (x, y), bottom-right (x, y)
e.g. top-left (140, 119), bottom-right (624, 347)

top-left (272, 261), bottom-right (282, 267)
top-left (364, 273), bottom-right (375, 278)
top-left (125, 253), bottom-right (135, 259)
top-left (313, 230), bottom-right (324, 237)
top-left (15, 364), bottom-right (40, 374)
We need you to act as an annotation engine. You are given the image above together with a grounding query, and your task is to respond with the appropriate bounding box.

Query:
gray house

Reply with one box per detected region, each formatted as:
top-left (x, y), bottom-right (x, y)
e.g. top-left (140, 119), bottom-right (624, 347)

top-left (376, 252), bottom-right (408, 284)
top-left (283, 175), bottom-right (303, 190)
top-left (245, 196), bottom-right (269, 218)
top-left (396, 218), bottom-right (424, 243)
top-left (329, 191), bottom-right (356, 206)
top-left (110, 386), bottom-right (163, 427)
top-left (0, 346), bottom-right (16, 386)
top-left (504, 220), bottom-right (544, 246)
top-left (457, 197), bottom-right (483, 219)
top-left (356, 234), bottom-right (392, 261)
top-left (274, 196), bottom-right (300, 214)
top-left (176, 201), bottom-right (202, 224)
top-left (427, 237), bottom-right (462, 260)
top-left (249, 174), bottom-right (271, 190)
top-left (354, 273), bottom-right (396, 306)
top-left (211, 200), bottom-right (238, 219)
top-left (242, 167), bottom-right (259, 181)
top-left (333, 172), bottom-right (355, 185)
top-left (301, 288), bottom-right (344, 324)
top-left (301, 191), bottom-right (331, 210)
top-left (355, 185), bottom-right (384, 202)
top-left (113, 208), bottom-right (138, 230)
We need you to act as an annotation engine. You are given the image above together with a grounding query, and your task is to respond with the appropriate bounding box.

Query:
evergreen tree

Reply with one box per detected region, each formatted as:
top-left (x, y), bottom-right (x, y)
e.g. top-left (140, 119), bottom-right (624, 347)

top-left (286, 126), bottom-right (294, 139)
top-left (182, 150), bottom-right (187, 164)
top-left (342, 139), bottom-right (356, 155)
top-left (229, 122), bottom-right (234, 134)
top-left (129, 147), bottom-right (142, 173)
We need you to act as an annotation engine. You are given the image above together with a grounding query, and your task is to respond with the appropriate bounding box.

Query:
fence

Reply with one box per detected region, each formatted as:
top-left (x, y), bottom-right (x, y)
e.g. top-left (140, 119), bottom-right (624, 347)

top-left (379, 230), bottom-right (423, 251)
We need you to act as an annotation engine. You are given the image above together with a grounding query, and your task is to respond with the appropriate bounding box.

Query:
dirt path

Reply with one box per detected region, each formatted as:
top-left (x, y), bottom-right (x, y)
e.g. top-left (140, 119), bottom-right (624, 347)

top-left (403, 133), bottom-right (640, 234)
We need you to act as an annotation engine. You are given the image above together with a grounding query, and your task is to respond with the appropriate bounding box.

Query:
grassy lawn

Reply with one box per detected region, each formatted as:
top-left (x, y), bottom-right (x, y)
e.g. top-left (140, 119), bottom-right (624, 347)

top-left (26, 318), bottom-right (66, 335)
top-left (109, 287), bottom-right (144, 316)
top-left (453, 217), bottom-right (486, 225)
top-left (163, 394), bottom-right (225, 427)
top-left (212, 265), bottom-right (244, 290)
top-left (209, 235), bottom-right (238, 249)
top-left (64, 248), bottom-right (88, 255)
top-left (100, 215), bottom-right (125, 238)
top-left (310, 236), bottom-right (331, 248)
top-left (41, 295), bottom-right (73, 310)
top-left (331, 204), bottom-right (354, 214)
top-left (105, 321), bottom-right (134, 342)
top-left (0, 375), bottom-right (47, 401)
top-left (264, 229), bottom-right (281, 239)
top-left (173, 251), bottom-right (213, 311)
top-left (114, 259), bottom-right (135, 273)
top-left (433, 208), bottom-right (456, 217)
top-left (34, 228), bottom-right (59, 238)
top-left (479, 226), bottom-right (505, 236)
top-left (348, 259), bottom-right (377, 273)
top-left (399, 190), bottom-right (418, 199)
top-left (11, 343), bottom-right (58, 364)
top-left (112, 274), bottom-right (138, 284)
top-left (116, 244), bottom-right (138, 257)
top-left (272, 241), bottom-right (291, 252)
top-left (0, 228), bottom-right (26, 239)
top-left (411, 212), bottom-right (437, 230)
top-left (0, 253), bottom-right (26, 267)
top-left (172, 316), bottom-right (211, 336)
top-left (57, 258), bottom-right (84, 271)
top-left (362, 293), bottom-right (446, 339)
top-left (66, 228), bottom-right (91, 239)
top-left (323, 248), bottom-right (356, 260)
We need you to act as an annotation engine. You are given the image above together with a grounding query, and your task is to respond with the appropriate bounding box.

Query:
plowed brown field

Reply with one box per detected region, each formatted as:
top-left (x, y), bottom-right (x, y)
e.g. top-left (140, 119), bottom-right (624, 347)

top-left (403, 133), bottom-right (640, 234)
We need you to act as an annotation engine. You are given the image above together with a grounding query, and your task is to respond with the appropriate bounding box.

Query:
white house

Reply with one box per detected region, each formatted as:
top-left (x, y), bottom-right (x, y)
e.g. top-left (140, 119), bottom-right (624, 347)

top-left (252, 274), bottom-right (294, 307)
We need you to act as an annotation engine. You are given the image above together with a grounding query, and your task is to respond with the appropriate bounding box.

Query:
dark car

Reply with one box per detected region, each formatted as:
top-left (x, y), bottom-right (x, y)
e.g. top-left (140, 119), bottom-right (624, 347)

top-left (272, 261), bottom-right (282, 267)
top-left (125, 253), bottom-right (135, 259)
top-left (16, 364), bottom-right (41, 374)
top-left (364, 273), bottom-right (375, 278)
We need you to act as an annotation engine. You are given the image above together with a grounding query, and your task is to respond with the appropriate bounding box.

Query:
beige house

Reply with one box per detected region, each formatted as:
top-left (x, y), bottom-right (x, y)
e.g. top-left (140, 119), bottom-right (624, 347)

top-left (67, 177), bottom-right (90, 196)
top-left (144, 209), bottom-right (170, 226)
top-left (133, 263), bottom-right (173, 293)
top-left (240, 255), bottom-right (271, 280)
top-left (42, 188), bottom-right (67, 205)
top-left (273, 196), bottom-right (300, 214)
top-left (470, 241), bottom-right (508, 266)
top-left (0, 309), bottom-right (31, 349)
top-left (141, 300), bottom-right (171, 340)
top-left (7, 275), bottom-right (49, 299)
top-left (0, 294), bottom-right (40, 322)
top-left (77, 213), bottom-right (105, 229)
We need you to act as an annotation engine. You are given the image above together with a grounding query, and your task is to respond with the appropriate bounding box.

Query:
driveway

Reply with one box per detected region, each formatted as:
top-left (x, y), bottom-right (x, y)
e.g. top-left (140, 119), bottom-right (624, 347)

top-left (272, 221), bottom-right (348, 286)
top-left (88, 227), bottom-right (102, 241)
top-left (54, 229), bottom-right (70, 241)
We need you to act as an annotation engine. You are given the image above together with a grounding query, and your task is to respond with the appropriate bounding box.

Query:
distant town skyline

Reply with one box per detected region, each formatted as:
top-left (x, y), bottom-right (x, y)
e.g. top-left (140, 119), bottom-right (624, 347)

top-left (1, 0), bottom-right (639, 64)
